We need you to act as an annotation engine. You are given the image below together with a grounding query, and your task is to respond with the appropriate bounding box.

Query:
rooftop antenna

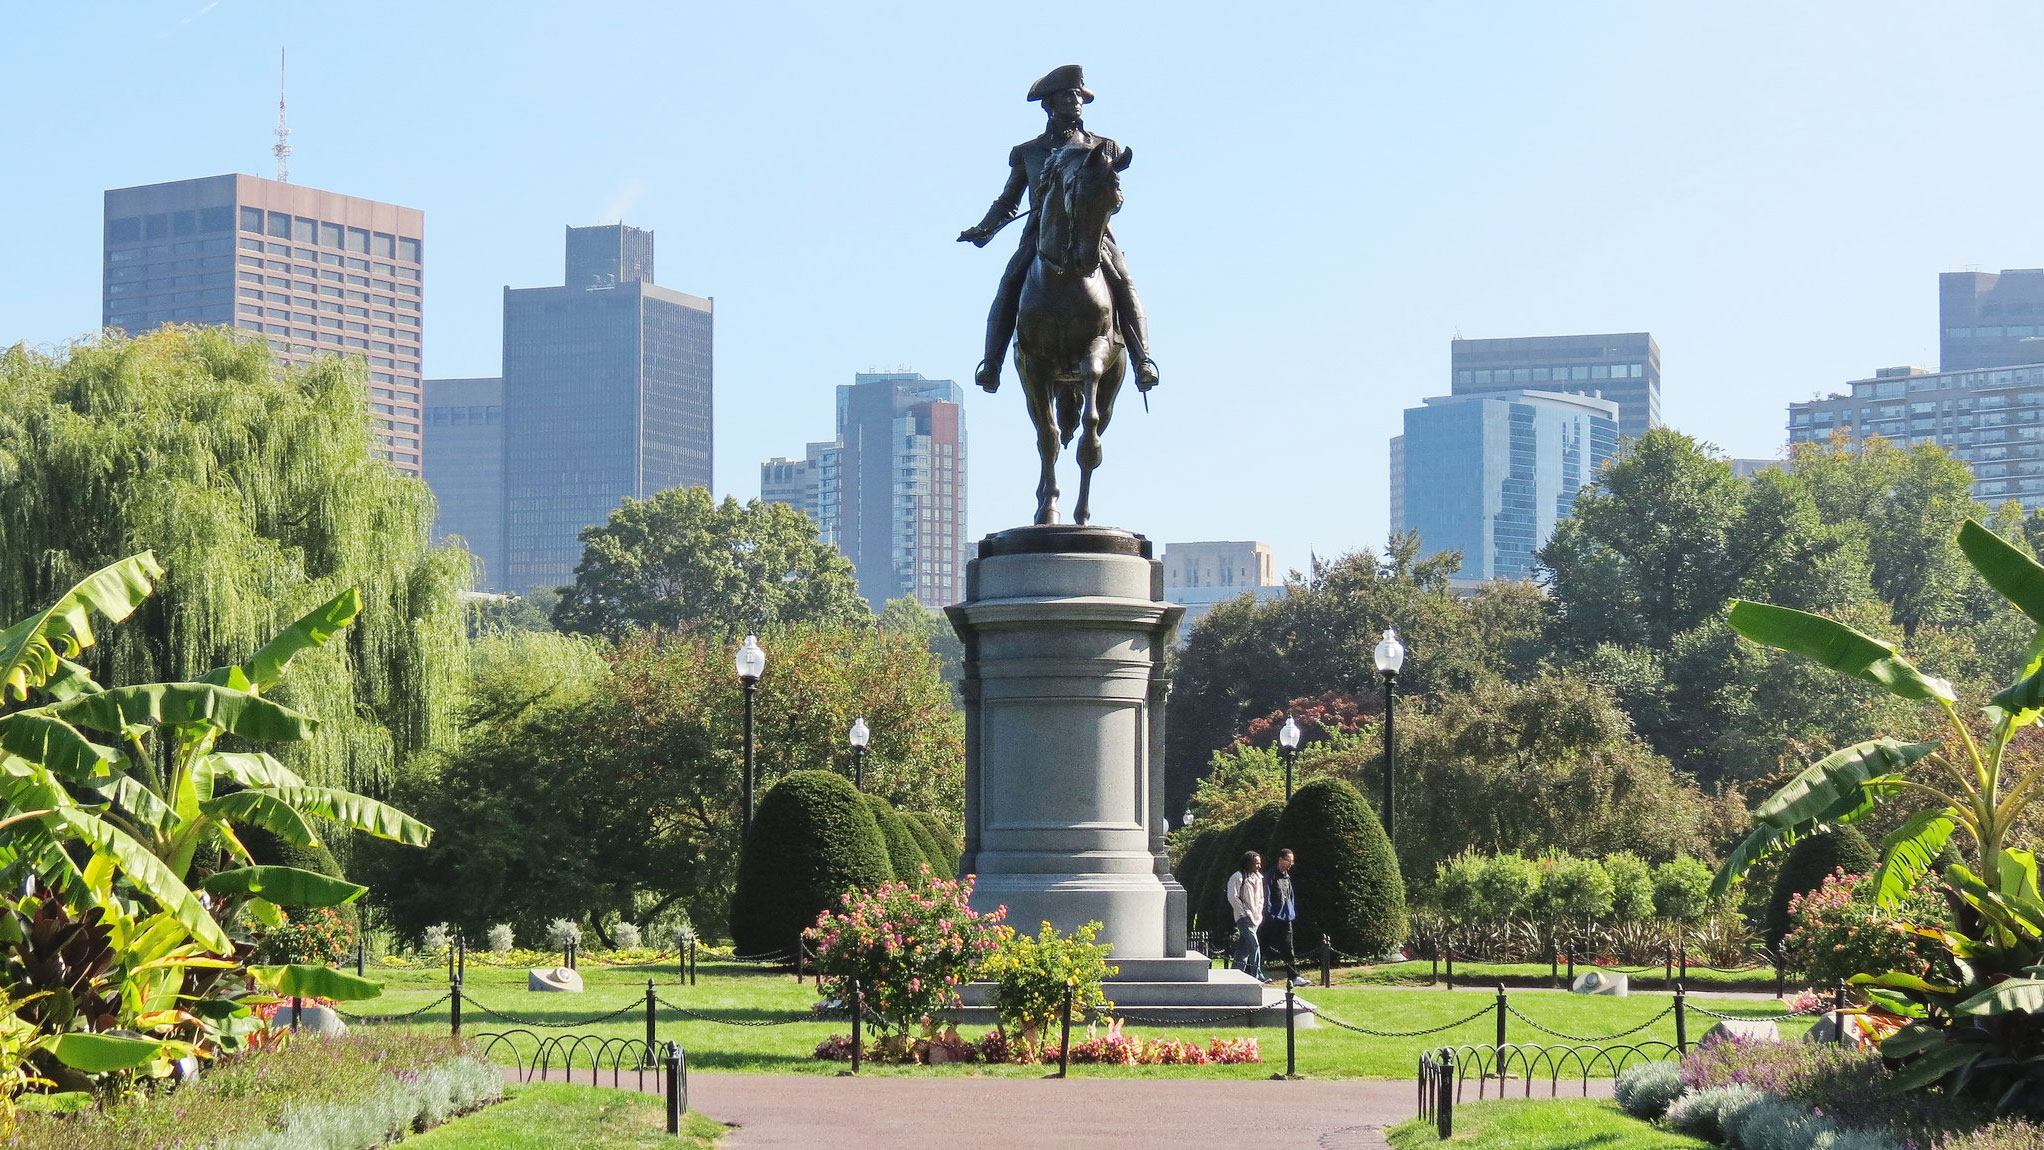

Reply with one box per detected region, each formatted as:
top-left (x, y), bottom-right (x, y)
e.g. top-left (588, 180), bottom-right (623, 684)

top-left (273, 48), bottom-right (292, 182)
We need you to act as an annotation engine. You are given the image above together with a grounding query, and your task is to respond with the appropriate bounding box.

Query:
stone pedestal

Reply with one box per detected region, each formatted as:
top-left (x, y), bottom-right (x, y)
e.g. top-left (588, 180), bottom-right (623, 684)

top-left (946, 525), bottom-right (1184, 958)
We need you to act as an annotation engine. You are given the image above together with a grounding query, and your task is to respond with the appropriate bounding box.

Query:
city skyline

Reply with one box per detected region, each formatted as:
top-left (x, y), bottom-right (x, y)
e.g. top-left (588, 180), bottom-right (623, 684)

top-left (10, 3), bottom-right (2044, 578)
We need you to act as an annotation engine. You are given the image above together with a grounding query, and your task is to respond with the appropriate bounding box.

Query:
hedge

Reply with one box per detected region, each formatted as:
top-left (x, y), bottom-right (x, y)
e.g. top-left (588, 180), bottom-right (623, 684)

top-left (864, 793), bottom-right (929, 883)
top-left (730, 770), bottom-right (893, 954)
top-left (1271, 777), bottom-right (1406, 958)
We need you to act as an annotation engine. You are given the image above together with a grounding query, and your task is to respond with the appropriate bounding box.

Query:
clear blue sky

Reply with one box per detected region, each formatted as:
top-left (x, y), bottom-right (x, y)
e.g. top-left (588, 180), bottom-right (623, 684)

top-left (5, 2), bottom-right (2039, 577)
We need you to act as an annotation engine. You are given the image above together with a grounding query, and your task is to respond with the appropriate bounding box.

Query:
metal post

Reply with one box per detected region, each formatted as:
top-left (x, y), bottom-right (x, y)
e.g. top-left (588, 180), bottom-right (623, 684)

top-left (1283, 745), bottom-right (1294, 803)
top-left (850, 979), bottom-right (863, 1074)
top-left (1057, 984), bottom-right (1073, 1079)
top-left (1551, 946), bottom-right (1559, 988)
top-left (450, 972), bottom-right (462, 1037)
top-left (741, 677), bottom-right (758, 839)
top-left (1665, 943), bottom-right (1673, 984)
top-left (1565, 945), bottom-right (1575, 987)
top-left (795, 940), bottom-right (805, 980)
top-left (1445, 944), bottom-right (1455, 990)
top-left (690, 938), bottom-right (698, 986)
top-left (1381, 671), bottom-right (1397, 846)
top-left (1674, 983), bottom-right (1688, 1053)
top-left (290, 996), bottom-right (301, 1031)
top-left (664, 1041), bottom-right (682, 1135)
top-left (1320, 934), bottom-right (1332, 988)
top-left (853, 744), bottom-right (865, 791)
top-left (1679, 944), bottom-right (1687, 982)
top-left (356, 939), bottom-right (365, 977)
top-left (1493, 983), bottom-right (1507, 1057)
top-left (1833, 979), bottom-right (1847, 1044)
top-left (1774, 942), bottom-right (1787, 999)
top-left (1431, 944), bottom-right (1439, 987)
top-left (1438, 1047), bottom-right (1455, 1136)
top-left (458, 935), bottom-right (467, 982)
top-left (1284, 983), bottom-right (1297, 1078)
top-left (645, 979), bottom-right (657, 1067)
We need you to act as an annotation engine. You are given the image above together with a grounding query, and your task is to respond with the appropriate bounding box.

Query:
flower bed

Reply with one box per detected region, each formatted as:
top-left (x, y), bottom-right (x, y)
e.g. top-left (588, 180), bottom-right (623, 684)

top-left (810, 1020), bottom-right (1260, 1066)
top-left (14, 1031), bottom-right (500, 1149)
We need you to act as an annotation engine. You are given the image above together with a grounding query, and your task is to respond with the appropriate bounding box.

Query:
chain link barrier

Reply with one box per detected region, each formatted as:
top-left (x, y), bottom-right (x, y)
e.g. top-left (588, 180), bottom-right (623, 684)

top-left (1303, 1001), bottom-right (1496, 1039)
top-left (456, 993), bottom-right (647, 1029)
top-left (1085, 1006), bottom-right (1264, 1028)
top-left (1687, 999), bottom-right (1831, 1024)
top-left (1504, 1002), bottom-right (1674, 1043)
top-left (653, 993), bottom-right (869, 1028)
top-left (333, 992), bottom-right (452, 1024)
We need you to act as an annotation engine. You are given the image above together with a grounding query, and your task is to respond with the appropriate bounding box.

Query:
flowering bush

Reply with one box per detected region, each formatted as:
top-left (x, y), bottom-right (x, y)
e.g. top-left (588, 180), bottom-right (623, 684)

top-left (250, 906), bottom-right (356, 966)
top-left (978, 919), bottom-right (1117, 1056)
top-left (1783, 870), bottom-right (1945, 992)
top-left (806, 867), bottom-right (1003, 1036)
top-left (808, 1022), bottom-right (1258, 1066)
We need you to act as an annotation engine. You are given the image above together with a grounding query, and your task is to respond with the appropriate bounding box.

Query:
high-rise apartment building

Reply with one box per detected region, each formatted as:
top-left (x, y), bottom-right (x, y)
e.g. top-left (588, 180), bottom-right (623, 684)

top-left (1787, 363), bottom-right (2044, 509)
top-left (1451, 333), bottom-right (1659, 440)
top-left (1941, 270), bottom-right (2044, 372)
top-left (103, 174), bottom-right (426, 472)
top-left (423, 377), bottom-right (505, 589)
top-left (759, 440), bottom-right (842, 543)
top-left (828, 372), bottom-right (967, 609)
top-left (1394, 389), bottom-right (1619, 581)
top-left (501, 224), bottom-right (713, 594)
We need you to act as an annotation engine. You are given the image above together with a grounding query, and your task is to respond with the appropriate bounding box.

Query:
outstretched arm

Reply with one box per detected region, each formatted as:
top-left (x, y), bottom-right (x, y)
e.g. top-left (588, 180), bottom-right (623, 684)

top-left (957, 148), bottom-right (1029, 246)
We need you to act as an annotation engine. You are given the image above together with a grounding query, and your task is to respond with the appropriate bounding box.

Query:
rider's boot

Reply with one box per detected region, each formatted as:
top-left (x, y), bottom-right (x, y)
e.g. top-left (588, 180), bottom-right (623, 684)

top-left (1136, 355), bottom-right (1160, 390)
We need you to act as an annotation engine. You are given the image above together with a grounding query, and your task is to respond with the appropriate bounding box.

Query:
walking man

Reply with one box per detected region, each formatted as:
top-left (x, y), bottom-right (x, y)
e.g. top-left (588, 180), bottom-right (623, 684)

top-left (1225, 851), bottom-right (1265, 980)
top-left (1263, 848), bottom-right (1310, 986)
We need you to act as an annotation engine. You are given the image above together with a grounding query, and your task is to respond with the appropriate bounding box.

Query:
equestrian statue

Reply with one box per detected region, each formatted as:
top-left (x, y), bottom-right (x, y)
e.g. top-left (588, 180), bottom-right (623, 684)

top-left (958, 64), bottom-right (1158, 527)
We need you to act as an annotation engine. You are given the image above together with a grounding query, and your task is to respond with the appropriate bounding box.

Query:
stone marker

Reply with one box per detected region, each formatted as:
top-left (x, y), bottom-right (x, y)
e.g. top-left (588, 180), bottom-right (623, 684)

top-left (529, 966), bottom-right (585, 993)
top-left (1701, 1018), bottom-right (1782, 1045)
top-left (1571, 969), bottom-right (1629, 996)
top-left (286, 1002), bottom-right (347, 1035)
top-left (1803, 1010), bottom-right (1873, 1045)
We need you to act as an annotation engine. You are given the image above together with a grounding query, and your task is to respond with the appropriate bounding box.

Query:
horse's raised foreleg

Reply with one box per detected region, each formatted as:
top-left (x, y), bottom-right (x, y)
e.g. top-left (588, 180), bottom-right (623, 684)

top-left (1023, 373), bottom-right (1062, 525)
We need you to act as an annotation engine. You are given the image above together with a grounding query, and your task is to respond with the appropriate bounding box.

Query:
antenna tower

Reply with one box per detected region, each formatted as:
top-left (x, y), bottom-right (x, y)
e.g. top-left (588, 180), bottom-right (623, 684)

top-left (273, 49), bottom-right (292, 182)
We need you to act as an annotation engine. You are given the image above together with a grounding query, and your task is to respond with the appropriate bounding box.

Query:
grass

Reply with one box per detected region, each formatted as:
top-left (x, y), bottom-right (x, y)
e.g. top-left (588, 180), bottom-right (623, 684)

top-left (402, 1082), bottom-right (724, 1148)
top-left (1342, 959), bottom-right (1787, 993)
top-left (1383, 1098), bottom-right (1709, 1148)
top-left (355, 957), bottom-right (1813, 1079)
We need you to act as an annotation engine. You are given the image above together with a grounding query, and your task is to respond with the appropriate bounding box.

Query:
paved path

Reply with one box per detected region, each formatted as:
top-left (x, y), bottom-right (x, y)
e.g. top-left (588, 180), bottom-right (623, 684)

top-left (501, 1068), bottom-right (1613, 1149)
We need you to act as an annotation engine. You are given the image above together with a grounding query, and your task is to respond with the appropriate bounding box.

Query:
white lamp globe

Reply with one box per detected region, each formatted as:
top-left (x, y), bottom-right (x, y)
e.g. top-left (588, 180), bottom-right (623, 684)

top-left (1277, 715), bottom-right (1302, 750)
top-left (848, 717), bottom-right (870, 749)
top-left (734, 634), bottom-right (767, 681)
top-left (1373, 628), bottom-right (1406, 676)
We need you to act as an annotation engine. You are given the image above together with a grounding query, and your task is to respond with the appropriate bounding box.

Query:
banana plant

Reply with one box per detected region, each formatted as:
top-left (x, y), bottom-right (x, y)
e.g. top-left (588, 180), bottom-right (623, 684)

top-left (1712, 519), bottom-right (2044, 1113)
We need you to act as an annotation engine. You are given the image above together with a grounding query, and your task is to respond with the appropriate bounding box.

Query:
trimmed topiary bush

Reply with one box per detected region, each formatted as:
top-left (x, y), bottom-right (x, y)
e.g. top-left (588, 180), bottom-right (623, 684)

top-left (1765, 826), bottom-right (1878, 946)
top-left (731, 769), bottom-right (893, 954)
top-left (898, 812), bottom-right (954, 879)
top-left (1665, 1083), bottom-right (1765, 1144)
top-left (1614, 1061), bottom-right (1686, 1119)
top-left (864, 794), bottom-right (927, 883)
top-left (1270, 778), bottom-right (1405, 959)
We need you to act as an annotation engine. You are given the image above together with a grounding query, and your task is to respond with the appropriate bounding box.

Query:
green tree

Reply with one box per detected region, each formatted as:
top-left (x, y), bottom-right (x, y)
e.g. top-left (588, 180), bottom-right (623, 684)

top-left (877, 596), bottom-right (964, 697)
top-left (0, 328), bottom-right (469, 797)
top-left (730, 771), bottom-right (892, 954)
top-left (551, 487), bottom-right (866, 638)
top-left (1271, 778), bottom-right (1405, 959)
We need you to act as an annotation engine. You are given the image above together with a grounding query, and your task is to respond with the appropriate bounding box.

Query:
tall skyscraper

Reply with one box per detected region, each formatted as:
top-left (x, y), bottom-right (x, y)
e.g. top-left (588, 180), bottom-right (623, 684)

top-left (103, 174), bottom-right (425, 473)
top-left (1394, 389), bottom-right (1619, 581)
top-left (423, 377), bottom-right (505, 589)
top-left (1451, 333), bottom-right (1659, 440)
top-left (828, 372), bottom-right (968, 609)
top-left (759, 440), bottom-right (842, 543)
top-left (501, 224), bottom-right (713, 594)
top-left (1940, 269), bottom-right (2044, 371)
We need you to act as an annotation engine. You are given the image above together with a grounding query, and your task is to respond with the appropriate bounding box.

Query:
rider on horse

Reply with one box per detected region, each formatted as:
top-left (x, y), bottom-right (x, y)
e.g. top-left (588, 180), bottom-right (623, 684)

top-left (958, 64), bottom-right (1160, 396)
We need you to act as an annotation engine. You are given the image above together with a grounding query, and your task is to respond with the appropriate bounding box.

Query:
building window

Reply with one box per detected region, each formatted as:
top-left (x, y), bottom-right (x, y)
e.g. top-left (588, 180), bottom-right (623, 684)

top-left (398, 237), bottom-right (422, 262)
top-left (267, 211), bottom-right (291, 238)
top-left (346, 227), bottom-right (370, 254)
top-left (106, 217), bottom-right (141, 244)
top-left (240, 206), bottom-right (264, 232)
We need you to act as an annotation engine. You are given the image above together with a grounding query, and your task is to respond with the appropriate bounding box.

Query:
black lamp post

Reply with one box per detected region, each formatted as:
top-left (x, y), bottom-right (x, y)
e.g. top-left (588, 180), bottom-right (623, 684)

top-left (848, 716), bottom-right (870, 790)
top-left (1374, 627), bottom-right (1405, 845)
top-left (735, 634), bottom-right (767, 838)
top-left (1277, 715), bottom-right (1302, 801)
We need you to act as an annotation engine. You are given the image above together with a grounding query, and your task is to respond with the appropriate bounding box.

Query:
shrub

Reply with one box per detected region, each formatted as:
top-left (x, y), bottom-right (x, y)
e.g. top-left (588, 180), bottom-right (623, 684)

top-left (610, 921), bottom-right (641, 950)
top-left (1614, 1061), bottom-right (1686, 1119)
top-left (1652, 855), bottom-right (1714, 923)
top-left (1434, 852), bottom-right (1486, 922)
top-left (1942, 1120), bottom-right (2044, 1149)
top-left (486, 923), bottom-right (514, 953)
top-left (898, 813), bottom-right (954, 880)
top-left (1783, 871), bottom-right (1944, 991)
top-left (545, 918), bottom-right (582, 950)
top-left (864, 794), bottom-right (927, 884)
top-left (979, 919), bottom-right (1117, 1056)
top-left (1764, 826), bottom-right (1877, 945)
top-left (1679, 1033), bottom-right (1988, 1142)
top-left (1475, 852), bottom-right (1539, 920)
top-left (1271, 778), bottom-right (1405, 958)
top-left (1665, 1084), bottom-right (1765, 1144)
top-left (1604, 851), bottom-right (1656, 923)
top-left (249, 906), bottom-right (356, 966)
top-left (732, 770), bottom-right (895, 954)
top-left (806, 871), bottom-right (1000, 1036)
top-left (421, 923), bottom-right (452, 953)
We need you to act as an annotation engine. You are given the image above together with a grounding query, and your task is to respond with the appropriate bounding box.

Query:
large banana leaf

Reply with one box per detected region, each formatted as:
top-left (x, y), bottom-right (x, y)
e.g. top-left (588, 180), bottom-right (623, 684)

top-left (249, 964), bottom-right (383, 1001)
top-left (202, 865), bottom-right (365, 907)
top-left (1870, 808), bottom-right (1957, 909)
top-left (48, 1031), bottom-right (166, 1073)
top-left (0, 553), bottom-right (163, 702)
top-left (241, 590), bottom-right (362, 692)
top-left (1958, 519), bottom-right (2044, 623)
top-left (0, 712), bottom-right (121, 779)
top-left (259, 786), bottom-right (431, 846)
top-left (193, 752), bottom-right (305, 794)
top-left (1710, 737), bottom-right (1940, 895)
top-left (1954, 977), bottom-right (2044, 1017)
top-left (44, 807), bottom-right (232, 953)
top-left (49, 683), bottom-right (318, 743)
top-left (1944, 864), bottom-right (2044, 938)
top-left (1727, 600), bottom-right (1956, 702)
top-left (200, 791), bottom-right (320, 848)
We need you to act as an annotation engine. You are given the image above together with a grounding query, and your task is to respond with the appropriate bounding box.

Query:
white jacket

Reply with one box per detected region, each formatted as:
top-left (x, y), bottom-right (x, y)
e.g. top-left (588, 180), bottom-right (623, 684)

top-left (1226, 870), bottom-right (1265, 927)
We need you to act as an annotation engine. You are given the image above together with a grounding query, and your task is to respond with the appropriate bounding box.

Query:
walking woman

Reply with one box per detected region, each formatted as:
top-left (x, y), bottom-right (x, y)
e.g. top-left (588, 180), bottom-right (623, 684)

top-left (1225, 851), bottom-right (1266, 980)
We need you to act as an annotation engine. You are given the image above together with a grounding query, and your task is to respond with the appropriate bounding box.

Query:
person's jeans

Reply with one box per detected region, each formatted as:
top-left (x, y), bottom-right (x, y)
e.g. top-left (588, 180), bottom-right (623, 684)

top-left (1261, 918), bottom-right (1297, 979)
top-left (1232, 916), bottom-right (1264, 979)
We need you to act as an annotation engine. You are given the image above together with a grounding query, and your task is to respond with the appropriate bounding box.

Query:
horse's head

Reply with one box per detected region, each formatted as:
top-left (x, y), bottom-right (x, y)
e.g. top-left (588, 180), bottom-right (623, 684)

top-left (1038, 138), bottom-right (1129, 274)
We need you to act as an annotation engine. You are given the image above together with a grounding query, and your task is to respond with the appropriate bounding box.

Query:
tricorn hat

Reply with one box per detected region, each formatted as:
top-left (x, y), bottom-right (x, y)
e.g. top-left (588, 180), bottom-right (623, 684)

top-left (1027, 65), bottom-right (1094, 103)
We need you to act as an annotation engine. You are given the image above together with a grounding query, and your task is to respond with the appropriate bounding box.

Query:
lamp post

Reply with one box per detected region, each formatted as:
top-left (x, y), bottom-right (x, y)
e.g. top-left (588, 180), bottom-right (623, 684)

top-left (1277, 715), bottom-right (1302, 801)
top-left (1373, 627), bottom-right (1405, 845)
top-left (735, 634), bottom-right (767, 838)
top-left (848, 717), bottom-right (870, 790)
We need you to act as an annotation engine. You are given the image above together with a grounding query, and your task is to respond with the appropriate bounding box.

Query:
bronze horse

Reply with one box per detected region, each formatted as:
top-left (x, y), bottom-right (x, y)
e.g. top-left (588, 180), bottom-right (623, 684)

top-left (1014, 137), bottom-right (1133, 526)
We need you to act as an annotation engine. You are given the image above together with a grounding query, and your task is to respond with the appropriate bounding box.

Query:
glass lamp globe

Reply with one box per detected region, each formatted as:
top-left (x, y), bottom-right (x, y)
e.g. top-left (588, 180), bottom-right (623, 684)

top-left (1278, 716), bottom-right (1302, 751)
top-left (734, 634), bottom-right (767, 681)
top-left (848, 717), bottom-right (871, 749)
top-left (1374, 627), bottom-right (1406, 676)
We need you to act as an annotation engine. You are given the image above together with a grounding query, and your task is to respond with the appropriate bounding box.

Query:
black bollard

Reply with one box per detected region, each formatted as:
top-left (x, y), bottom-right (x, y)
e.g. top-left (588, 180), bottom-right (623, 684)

top-left (690, 939), bottom-right (698, 986)
top-left (1493, 983), bottom-right (1507, 1060)
top-left (1056, 984), bottom-right (1073, 1079)
top-left (1665, 943), bottom-right (1673, 984)
top-left (356, 939), bottom-right (365, 978)
top-left (1431, 944), bottom-right (1440, 987)
top-left (290, 996), bottom-right (302, 1032)
top-left (1437, 1047), bottom-right (1455, 1136)
top-left (1445, 946), bottom-right (1455, 990)
top-left (1833, 979), bottom-right (1847, 1044)
top-left (1678, 945), bottom-right (1687, 982)
top-left (1674, 983), bottom-right (1688, 1053)
top-left (664, 1041), bottom-right (682, 1135)
top-left (1285, 983), bottom-right (1297, 1078)
top-left (450, 974), bottom-right (462, 1037)
top-left (849, 979), bottom-right (863, 1074)
top-left (644, 979), bottom-right (657, 1067)
top-left (1774, 943), bottom-right (1787, 1000)
top-left (1320, 934), bottom-right (1333, 988)
top-left (795, 941), bottom-right (805, 980)
top-left (1566, 948), bottom-right (1575, 986)
top-left (1550, 946), bottom-right (1559, 988)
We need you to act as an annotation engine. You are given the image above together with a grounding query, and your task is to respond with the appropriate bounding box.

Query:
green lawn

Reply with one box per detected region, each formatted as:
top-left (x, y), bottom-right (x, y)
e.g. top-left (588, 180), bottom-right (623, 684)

top-left (402, 1082), bottom-right (724, 1148)
top-left (352, 958), bottom-right (1809, 1079)
top-left (1343, 959), bottom-right (1787, 993)
top-left (1384, 1098), bottom-right (1708, 1148)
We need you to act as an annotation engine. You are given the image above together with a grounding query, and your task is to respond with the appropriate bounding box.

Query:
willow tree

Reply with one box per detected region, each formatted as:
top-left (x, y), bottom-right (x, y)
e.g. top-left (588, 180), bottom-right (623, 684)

top-left (0, 327), bottom-right (468, 796)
